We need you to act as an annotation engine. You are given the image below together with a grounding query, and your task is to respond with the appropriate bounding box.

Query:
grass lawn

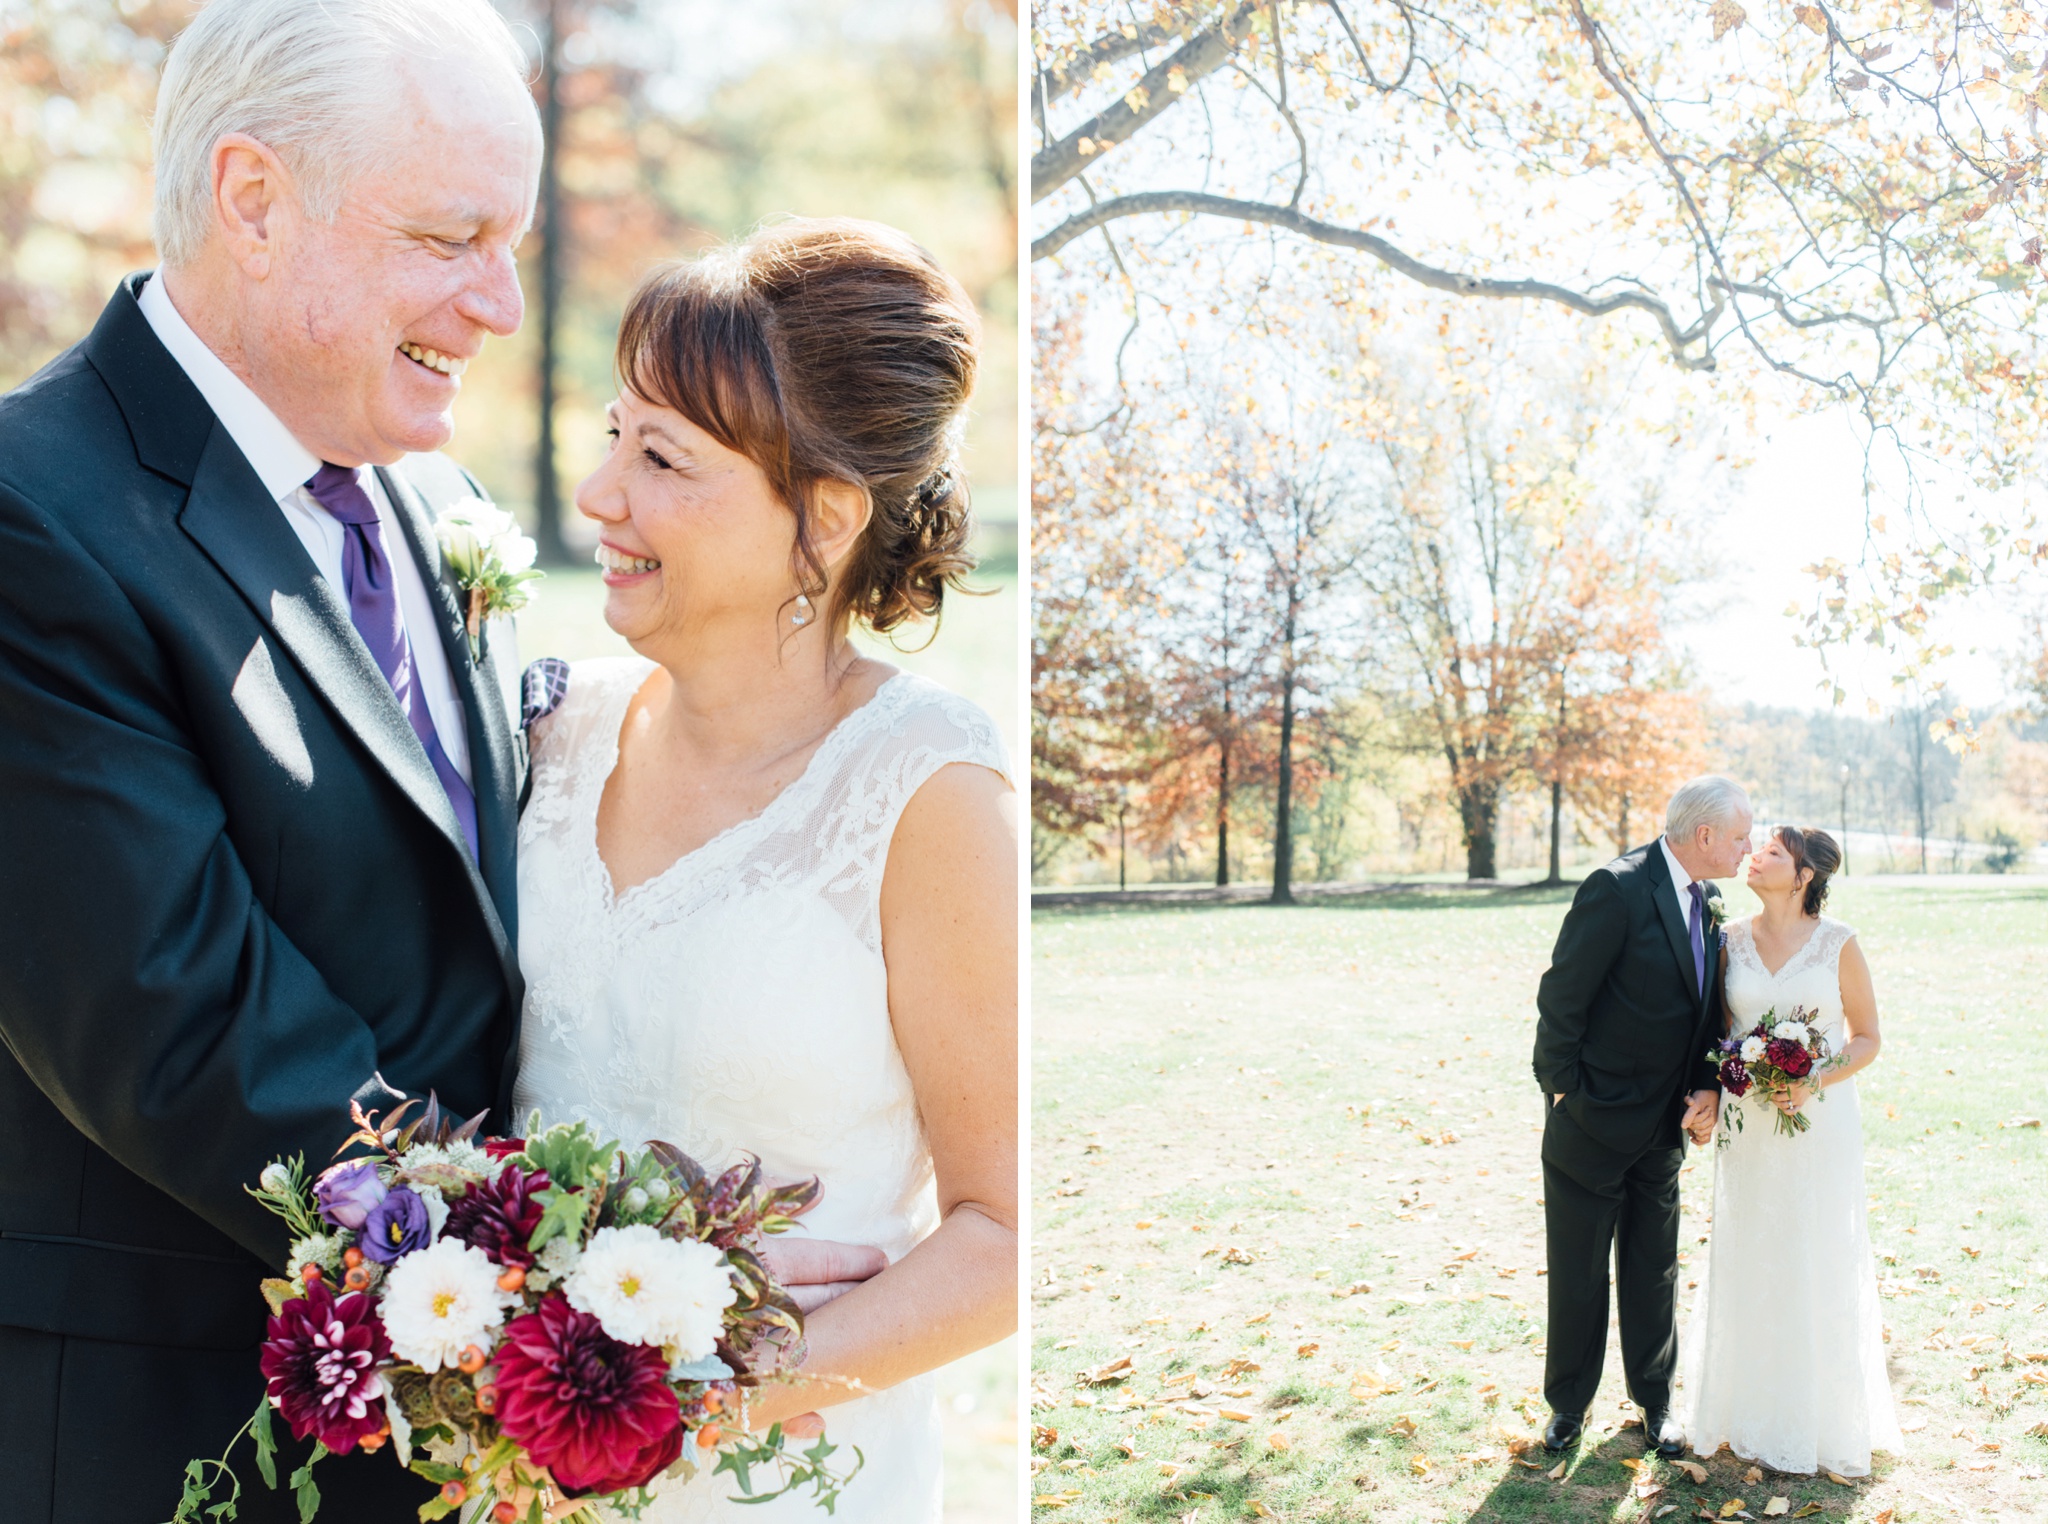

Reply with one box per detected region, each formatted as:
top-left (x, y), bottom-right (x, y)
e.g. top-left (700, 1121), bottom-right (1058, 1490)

top-left (1030, 879), bottom-right (2048, 1524)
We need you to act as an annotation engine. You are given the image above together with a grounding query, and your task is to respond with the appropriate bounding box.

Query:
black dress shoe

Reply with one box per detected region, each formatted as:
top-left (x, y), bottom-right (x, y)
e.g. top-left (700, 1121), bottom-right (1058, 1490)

top-left (1543, 1411), bottom-right (1584, 1451)
top-left (1642, 1407), bottom-right (1686, 1458)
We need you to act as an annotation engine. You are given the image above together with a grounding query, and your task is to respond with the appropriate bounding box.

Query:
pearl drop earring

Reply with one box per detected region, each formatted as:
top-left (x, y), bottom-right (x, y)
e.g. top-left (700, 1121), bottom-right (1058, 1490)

top-left (791, 593), bottom-right (812, 629)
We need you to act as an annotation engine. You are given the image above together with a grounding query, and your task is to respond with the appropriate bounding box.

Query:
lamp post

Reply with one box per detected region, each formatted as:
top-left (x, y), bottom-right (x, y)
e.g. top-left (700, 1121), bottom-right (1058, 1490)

top-left (1839, 763), bottom-right (1851, 876)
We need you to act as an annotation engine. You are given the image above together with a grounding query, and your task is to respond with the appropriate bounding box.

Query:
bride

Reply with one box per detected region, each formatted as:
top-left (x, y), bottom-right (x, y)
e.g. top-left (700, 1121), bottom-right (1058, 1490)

top-left (1677, 825), bottom-right (1900, 1476)
top-left (510, 218), bottom-right (1017, 1520)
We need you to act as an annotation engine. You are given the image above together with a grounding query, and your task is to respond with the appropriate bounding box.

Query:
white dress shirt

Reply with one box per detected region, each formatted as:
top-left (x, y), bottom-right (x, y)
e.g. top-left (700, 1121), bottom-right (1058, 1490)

top-left (1658, 836), bottom-right (1701, 930)
top-left (138, 274), bottom-right (471, 783)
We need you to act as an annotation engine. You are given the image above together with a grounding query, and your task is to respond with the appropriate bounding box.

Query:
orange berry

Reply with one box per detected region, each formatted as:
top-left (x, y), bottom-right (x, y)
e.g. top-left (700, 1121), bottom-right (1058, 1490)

top-left (343, 1265), bottom-right (373, 1292)
top-left (493, 1504), bottom-right (519, 1524)
top-left (701, 1390), bottom-right (724, 1415)
top-left (439, 1480), bottom-right (468, 1506)
top-left (474, 1383), bottom-right (499, 1414)
top-left (496, 1265), bottom-right (526, 1293)
top-left (358, 1430), bottom-right (386, 1453)
top-left (697, 1424), bottom-right (722, 1448)
top-left (457, 1345), bottom-right (487, 1374)
top-left (342, 1246), bottom-right (364, 1269)
top-left (299, 1263), bottom-right (323, 1284)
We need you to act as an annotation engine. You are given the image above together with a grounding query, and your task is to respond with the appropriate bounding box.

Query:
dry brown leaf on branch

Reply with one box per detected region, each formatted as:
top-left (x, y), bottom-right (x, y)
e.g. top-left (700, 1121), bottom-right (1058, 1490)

top-left (1793, 4), bottom-right (1826, 34)
top-left (1709, 0), bottom-right (1746, 40)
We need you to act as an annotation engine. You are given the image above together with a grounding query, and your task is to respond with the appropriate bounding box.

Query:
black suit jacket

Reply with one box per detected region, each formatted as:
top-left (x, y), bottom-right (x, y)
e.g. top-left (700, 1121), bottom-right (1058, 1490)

top-left (0, 275), bottom-right (524, 1354)
top-left (1531, 842), bottom-right (1724, 1155)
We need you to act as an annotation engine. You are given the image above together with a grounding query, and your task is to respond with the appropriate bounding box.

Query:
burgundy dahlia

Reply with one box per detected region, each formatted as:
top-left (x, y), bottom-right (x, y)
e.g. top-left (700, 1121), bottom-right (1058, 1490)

top-left (494, 1295), bottom-right (684, 1496)
top-left (483, 1137), bottom-right (528, 1162)
top-left (444, 1165), bottom-right (548, 1268)
top-left (1765, 1038), bottom-right (1813, 1078)
top-left (259, 1278), bottom-right (392, 1454)
top-left (1718, 1057), bottom-right (1752, 1097)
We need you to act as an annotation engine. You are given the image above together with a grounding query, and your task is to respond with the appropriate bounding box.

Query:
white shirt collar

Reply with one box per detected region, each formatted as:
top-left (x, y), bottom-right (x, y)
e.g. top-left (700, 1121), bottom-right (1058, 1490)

top-left (1659, 836), bottom-right (1696, 895)
top-left (136, 272), bottom-right (323, 503)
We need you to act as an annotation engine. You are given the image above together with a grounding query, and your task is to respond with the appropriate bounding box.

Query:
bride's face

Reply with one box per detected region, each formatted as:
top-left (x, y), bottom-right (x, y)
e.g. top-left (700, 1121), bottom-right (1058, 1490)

top-left (1745, 833), bottom-right (1807, 898)
top-left (574, 389), bottom-right (800, 647)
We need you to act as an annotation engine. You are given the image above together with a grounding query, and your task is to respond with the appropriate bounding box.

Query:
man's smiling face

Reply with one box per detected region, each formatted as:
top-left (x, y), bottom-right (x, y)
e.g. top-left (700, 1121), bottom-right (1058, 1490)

top-left (241, 60), bottom-right (541, 466)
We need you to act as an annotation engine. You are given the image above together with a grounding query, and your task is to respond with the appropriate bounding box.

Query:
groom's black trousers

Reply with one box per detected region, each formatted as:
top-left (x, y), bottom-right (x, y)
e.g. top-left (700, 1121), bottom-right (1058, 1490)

top-left (1540, 1103), bottom-right (1684, 1416)
top-left (0, 1326), bottom-right (433, 1524)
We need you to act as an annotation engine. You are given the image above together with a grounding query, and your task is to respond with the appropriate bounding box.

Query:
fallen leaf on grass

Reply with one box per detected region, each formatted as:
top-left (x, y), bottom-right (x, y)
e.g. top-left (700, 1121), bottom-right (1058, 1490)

top-left (1762, 1501), bottom-right (1789, 1517)
top-left (2030, 1421), bottom-right (2048, 1438)
top-left (1409, 1455), bottom-right (1432, 1476)
top-left (1246, 1504), bottom-right (1274, 1519)
top-left (1032, 1491), bottom-right (1082, 1509)
top-left (1719, 1503), bottom-right (1746, 1520)
top-left (1387, 1415), bottom-right (1418, 1438)
top-left (1081, 1356), bottom-right (1135, 1386)
top-left (1673, 1460), bottom-right (1709, 1483)
top-left (1824, 1471), bottom-right (1851, 1485)
top-left (1218, 1408), bottom-right (1253, 1422)
top-left (1450, 1339), bottom-right (1475, 1350)
top-left (1791, 1506), bottom-right (1823, 1519)
top-left (1744, 1465), bottom-right (1764, 1483)
top-left (1113, 1439), bottom-right (1137, 1459)
top-left (1245, 1312), bottom-right (1270, 1325)
top-left (1547, 1460), bottom-right (1567, 1480)
top-left (1267, 1429), bottom-right (1291, 1451)
top-left (1634, 1480), bottom-right (1666, 1502)
top-left (1295, 1342), bottom-right (1319, 1358)
top-left (1619, 1457), bottom-right (1642, 1472)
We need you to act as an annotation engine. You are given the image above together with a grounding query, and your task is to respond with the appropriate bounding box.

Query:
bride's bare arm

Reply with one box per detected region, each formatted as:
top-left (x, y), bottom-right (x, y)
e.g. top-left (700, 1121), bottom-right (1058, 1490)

top-left (745, 760), bottom-right (1018, 1429)
top-left (1822, 935), bottom-right (1883, 1088)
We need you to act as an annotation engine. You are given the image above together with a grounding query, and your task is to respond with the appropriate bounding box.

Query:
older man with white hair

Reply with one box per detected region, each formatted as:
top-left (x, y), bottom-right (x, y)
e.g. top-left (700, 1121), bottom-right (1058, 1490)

top-left (1530, 775), bottom-right (1754, 1464)
top-left (0, 3), bottom-right (872, 1518)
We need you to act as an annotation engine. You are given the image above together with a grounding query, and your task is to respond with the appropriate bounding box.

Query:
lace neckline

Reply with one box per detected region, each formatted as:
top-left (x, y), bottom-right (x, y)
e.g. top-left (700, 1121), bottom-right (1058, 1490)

top-left (1731, 914), bottom-right (1834, 982)
top-left (588, 663), bottom-right (912, 913)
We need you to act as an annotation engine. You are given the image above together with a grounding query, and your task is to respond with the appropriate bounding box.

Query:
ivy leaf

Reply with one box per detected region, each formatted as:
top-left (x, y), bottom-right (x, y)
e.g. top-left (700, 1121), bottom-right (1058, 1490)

top-left (528, 1183), bottom-right (593, 1254)
top-left (289, 1442), bottom-right (327, 1524)
top-left (252, 1397), bottom-right (278, 1490)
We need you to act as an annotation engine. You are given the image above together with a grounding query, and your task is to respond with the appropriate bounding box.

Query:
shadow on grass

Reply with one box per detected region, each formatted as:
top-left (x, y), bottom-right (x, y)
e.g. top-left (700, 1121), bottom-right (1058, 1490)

top-left (1456, 1429), bottom-right (1651, 1523)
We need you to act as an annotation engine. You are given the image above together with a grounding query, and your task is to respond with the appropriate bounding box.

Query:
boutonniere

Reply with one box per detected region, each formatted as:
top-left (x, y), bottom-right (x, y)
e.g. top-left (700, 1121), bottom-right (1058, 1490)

top-left (434, 504), bottom-right (542, 660)
top-left (1705, 894), bottom-right (1731, 933)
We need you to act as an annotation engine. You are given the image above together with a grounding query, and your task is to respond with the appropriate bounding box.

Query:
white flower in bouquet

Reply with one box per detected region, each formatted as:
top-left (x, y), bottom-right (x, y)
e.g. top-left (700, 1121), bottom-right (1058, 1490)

top-left (400, 1140), bottom-right (497, 1177)
top-left (288, 1231), bottom-right (345, 1279)
top-left (564, 1224), bottom-right (738, 1358)
top-left (1771, 1020), bottom-right (1810, 1043)
top-left (1740, 1035), bottom-right (1767, 1063)
top-left (381, 1238), bottom-right (516, 1371)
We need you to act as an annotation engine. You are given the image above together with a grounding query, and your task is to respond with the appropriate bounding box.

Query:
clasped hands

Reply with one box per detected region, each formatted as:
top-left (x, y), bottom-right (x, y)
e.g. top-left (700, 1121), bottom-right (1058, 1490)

top-left (1680, 1088), bottom-right (1719, 1147)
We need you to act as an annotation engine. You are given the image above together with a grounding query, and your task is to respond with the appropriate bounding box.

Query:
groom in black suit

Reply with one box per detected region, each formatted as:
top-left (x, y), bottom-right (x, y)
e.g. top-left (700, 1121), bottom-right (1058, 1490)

top-left (1531, 776), bottom-right (1753, 1458)
top-left (0, 5), bottom-right (874, 1520)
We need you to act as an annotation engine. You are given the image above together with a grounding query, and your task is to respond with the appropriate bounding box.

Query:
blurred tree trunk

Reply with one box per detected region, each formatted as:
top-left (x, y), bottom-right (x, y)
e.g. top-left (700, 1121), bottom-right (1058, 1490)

top-left (531, 0), bottom-right (572, 567)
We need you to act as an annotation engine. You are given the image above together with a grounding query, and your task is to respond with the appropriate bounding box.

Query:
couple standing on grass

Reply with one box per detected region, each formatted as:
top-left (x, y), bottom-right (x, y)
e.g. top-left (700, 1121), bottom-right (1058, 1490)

top-left (1534, 775), bottom-right (1902, 1477)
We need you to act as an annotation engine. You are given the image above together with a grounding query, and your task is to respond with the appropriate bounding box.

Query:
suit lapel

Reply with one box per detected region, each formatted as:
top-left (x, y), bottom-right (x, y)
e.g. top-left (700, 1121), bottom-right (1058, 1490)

top-left (178, 430), bottom-right (478, 861)
top-left (1646, 846), bottom-right (1705, 1011)
top-left (378, 468), bottom-right (520, 940)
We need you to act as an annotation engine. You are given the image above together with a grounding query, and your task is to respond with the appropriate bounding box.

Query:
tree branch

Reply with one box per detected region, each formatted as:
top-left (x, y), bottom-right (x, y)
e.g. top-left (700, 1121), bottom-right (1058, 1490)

top-left (1038, 17), bottom-right (1190, 109)
top-left (1032, 2), bottom-right (1261, 205)
top-left (1031, 191), bottom-right (1723, 368)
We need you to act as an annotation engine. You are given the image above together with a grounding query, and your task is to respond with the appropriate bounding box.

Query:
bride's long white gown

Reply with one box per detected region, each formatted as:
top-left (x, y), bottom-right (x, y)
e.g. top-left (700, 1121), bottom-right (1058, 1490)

top-left (511, 656), bottom-right (1010, 1521)
top-left (1677, 915), bottom-right (1901, 1476)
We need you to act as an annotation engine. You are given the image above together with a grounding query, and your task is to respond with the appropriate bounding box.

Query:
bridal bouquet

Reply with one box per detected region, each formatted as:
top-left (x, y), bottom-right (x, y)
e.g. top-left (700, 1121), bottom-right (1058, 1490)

top-left (175, 1098), bottom-right (862, 1523)
top-left (1709, 1003), bottom-right (1839, 1139)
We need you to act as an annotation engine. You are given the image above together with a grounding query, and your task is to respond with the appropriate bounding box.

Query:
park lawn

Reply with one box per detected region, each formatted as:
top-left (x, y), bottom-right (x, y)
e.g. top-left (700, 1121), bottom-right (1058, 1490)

top-left (1030, 879), bottom-right (2048, 1524)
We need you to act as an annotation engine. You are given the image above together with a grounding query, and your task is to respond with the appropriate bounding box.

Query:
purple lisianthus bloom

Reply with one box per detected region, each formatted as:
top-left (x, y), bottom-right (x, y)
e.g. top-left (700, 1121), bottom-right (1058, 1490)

top-left (314, 1158), bottom-right (388, 1231)
top-left (359, 1185), bottom-right (434, 1263)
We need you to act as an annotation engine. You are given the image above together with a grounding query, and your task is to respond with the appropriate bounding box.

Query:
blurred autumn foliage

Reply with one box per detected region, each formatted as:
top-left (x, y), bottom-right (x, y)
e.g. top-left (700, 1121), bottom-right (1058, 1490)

top-left (0, 0), bottom-right (1017, 551)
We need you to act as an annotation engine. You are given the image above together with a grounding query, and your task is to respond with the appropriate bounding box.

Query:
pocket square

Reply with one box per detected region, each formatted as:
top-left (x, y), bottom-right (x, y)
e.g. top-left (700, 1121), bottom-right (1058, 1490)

top-left (519, 657), bottom-right (570, 730)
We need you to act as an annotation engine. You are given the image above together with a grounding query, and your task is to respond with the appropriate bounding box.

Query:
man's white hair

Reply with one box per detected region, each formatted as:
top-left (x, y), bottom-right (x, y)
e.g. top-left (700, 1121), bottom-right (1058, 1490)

top-left (1664, 775), bottom-right (1751, 844)
top-left (152, 0), bottom-right (533, 267)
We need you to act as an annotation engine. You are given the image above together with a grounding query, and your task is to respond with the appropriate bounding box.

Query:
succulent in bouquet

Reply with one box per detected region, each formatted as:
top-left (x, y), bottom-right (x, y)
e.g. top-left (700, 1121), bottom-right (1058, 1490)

top-left (1708, 1003), bottom-right (1841, 1140)
top-left (172, 1097), bottom-right (862, 1524)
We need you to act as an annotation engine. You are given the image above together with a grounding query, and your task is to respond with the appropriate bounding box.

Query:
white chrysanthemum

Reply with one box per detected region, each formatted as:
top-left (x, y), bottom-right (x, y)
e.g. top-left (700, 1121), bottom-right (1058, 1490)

top-left (380, 1238), bottom-right (515, 1372)
top-left (1771, 1020), bottom-right (1810, 1043)
top-left (563, 1225), bottom-right (737, 1357)
top-left (1739, 1036), bottom-right (1767, 1064)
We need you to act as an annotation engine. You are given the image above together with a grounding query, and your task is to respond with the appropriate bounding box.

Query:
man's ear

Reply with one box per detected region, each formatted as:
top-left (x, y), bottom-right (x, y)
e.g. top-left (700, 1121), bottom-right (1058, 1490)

top-left (806, 478), bottom-right (874, 576)
top-left (211, 133), bottom-right (293, 279)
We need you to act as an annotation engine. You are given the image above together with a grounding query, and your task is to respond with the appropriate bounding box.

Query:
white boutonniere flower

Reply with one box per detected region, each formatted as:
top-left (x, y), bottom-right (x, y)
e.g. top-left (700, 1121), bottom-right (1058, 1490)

top-left (435, 503), bottom-right (542, 659)
top-left (1705, 894), bottom-right (1731, 932)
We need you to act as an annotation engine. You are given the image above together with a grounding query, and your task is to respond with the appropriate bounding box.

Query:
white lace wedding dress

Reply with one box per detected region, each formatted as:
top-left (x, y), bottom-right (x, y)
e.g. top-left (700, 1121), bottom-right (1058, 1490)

top-left (511, 656), bottom-right (1010, 1521)
top-left (1677, 915), bottom-right (1901, 1476)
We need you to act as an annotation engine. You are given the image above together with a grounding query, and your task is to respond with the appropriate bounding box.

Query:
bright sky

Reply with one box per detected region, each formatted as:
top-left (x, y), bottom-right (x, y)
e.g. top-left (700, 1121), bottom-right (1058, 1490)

top-left (1687, 409), bottom-right (2026, 717)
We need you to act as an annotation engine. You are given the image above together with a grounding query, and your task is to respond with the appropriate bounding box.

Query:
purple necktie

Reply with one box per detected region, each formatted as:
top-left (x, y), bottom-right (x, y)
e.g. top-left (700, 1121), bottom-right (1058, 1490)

top-left (304, 463), bottom-right (478, 859)
top-left (1687, 882), bottom-right (1707, 995)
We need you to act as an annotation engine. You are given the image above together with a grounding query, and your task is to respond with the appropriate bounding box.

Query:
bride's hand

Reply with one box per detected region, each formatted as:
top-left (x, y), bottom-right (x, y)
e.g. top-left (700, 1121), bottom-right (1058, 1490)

top-left (1773, 1081), bottom-right (1816, 1115)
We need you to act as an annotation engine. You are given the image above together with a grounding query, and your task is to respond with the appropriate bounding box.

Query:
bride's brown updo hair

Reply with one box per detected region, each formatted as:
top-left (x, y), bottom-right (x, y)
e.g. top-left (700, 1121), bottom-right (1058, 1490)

top-left (1774, 825), bottom-right (1841, 917)
top-left (613, 217), bottom-right (979, 634)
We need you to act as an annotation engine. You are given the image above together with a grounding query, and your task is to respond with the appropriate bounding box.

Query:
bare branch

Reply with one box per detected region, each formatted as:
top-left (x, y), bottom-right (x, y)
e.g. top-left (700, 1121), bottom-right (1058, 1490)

top-left (1033, 3), bottom-right (1261, 205)
top-left (1031, 191), bottom-right (1723, 369)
